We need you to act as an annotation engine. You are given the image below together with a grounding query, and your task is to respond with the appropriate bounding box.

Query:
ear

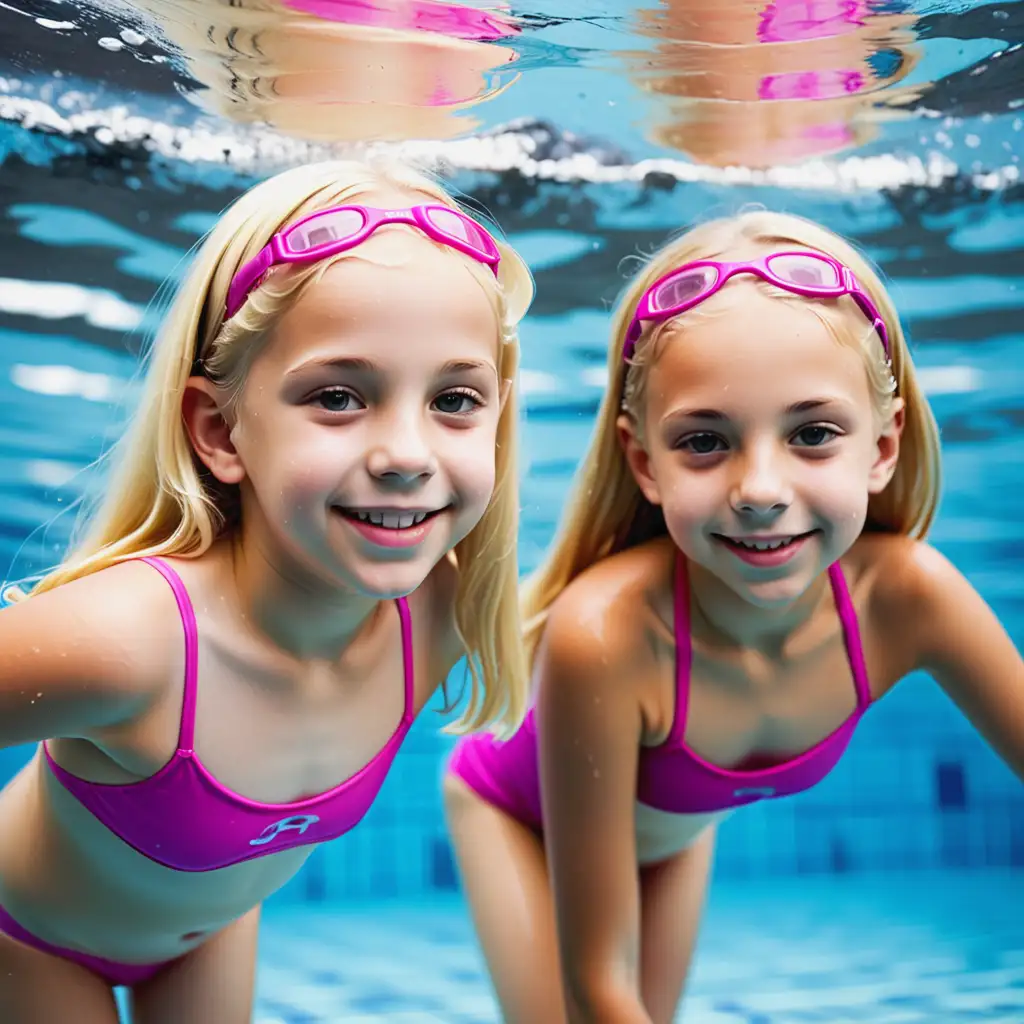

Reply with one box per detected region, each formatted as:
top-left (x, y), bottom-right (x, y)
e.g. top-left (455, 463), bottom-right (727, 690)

top-left (868, 396), bottom-right (905, 494)
top-left (182, 376), bottom-right (246, 485)
top-left (617, 413), bottom-right (662, 506)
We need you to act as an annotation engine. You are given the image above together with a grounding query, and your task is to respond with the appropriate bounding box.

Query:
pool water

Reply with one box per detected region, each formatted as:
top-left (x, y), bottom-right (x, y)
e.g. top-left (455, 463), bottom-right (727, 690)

top-left (248, 872), bottom-right (1024, 1022)
top-left (1, 1), bottom-right (1023, 1021)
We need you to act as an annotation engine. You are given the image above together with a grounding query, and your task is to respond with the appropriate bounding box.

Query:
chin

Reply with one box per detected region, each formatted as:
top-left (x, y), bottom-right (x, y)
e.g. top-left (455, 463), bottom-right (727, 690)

top-left (732, 574), bottom-right (816, 609)
top-left (344, 558), bottom-right (440, 601)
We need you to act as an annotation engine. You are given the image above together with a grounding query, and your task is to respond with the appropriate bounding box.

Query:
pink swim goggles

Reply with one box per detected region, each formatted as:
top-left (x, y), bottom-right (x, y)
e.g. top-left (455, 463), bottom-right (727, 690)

top-left (226, 204), bottom-right (502, 319)
top-left (623, 250), bottom-right (891, 365)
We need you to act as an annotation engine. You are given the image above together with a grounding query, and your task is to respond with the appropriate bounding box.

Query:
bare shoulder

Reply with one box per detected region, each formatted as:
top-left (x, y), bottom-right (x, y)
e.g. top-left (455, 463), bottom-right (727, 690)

top-left (851, 533), bottom-right (1023, 779)
top-left (850, 531), bottom-right (965, 618)
top-left (847, 532), bottom-right (1010, 677)
top-left (1, 559), bottom-right (185, 685)
top-left (0, 559), bottom-right (187, 743)
top-left (536, 543), bottom-right (669, 803)
top-left (542, 539), bottom-right (675, 696)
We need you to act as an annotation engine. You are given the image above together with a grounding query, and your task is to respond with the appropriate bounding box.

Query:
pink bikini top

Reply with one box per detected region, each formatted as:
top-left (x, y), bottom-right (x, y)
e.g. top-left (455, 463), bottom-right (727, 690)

top-left (44, 557), bottom-right (416, 872)
top-left (635, 556), bottom-right (872, 813)
top-left (450, 554), bottom-right (872, 827)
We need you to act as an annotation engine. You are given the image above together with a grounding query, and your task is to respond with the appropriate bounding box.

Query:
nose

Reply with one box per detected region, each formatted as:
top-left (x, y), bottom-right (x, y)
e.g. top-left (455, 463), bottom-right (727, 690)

top-left (365, 409), bottom-right (437, 486)
top-left (730, 443), bottom-right (792, 516)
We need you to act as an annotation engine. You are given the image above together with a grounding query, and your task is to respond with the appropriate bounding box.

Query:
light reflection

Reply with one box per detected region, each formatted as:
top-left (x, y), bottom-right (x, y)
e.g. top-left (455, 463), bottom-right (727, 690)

top-left (128, 0), bottom-right (522, 141)
top-left (627, 0), bottom-right (926, 167)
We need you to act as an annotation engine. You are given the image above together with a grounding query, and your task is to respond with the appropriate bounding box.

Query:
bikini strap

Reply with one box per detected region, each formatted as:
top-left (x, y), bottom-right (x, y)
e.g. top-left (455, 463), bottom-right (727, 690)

top-left (139, 557), bottom-right (200, 752)
top-left (138, 559), bottom-right (414, 745)
top-left (395, 596), bottom-right (415, 724)
top-left (827, 561), bottom-right (872, 709)
top-left (664, 553), bottom-right (693, 745)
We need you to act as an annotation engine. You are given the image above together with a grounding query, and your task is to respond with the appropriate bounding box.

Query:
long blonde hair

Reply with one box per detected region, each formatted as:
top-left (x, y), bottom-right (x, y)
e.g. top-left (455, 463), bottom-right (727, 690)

top-left (14, 159), bottom-right (534, 737)
top-left (521, 209), bottom-right (941, 665)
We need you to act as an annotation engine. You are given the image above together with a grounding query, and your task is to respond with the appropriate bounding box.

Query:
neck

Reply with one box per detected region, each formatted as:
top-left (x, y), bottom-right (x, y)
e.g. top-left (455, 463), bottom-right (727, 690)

top-left (685, 558), bottom-right (831, 653)
top-left (216, 529), bottom-right (385, 662)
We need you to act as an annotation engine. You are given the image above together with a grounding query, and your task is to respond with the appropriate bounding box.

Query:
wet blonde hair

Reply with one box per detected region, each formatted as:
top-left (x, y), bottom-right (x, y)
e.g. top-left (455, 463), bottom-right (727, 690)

top-left (13, 159), bottom-right (534, 737)
top-left (522, 209), bottom-right (940, 665)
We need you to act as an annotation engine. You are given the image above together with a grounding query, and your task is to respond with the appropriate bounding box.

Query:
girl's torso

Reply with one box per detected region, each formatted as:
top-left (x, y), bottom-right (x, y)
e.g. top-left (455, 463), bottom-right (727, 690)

top-left (453, 534), bottom-right (913, 864)
top-left (0, 550), bottom-right (449, 963)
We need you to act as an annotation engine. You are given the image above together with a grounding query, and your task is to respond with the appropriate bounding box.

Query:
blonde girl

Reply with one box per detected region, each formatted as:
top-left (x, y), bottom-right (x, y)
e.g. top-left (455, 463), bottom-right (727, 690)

top-left (444, 210), bottom-right (1022, 1023)
top-left (0, 157), bottom-right (533, 1022)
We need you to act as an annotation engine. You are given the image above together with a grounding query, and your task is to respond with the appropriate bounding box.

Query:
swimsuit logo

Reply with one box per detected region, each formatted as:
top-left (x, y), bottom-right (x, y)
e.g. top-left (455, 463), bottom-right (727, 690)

top-left (733, 786), bottom-right (776, 798)
top-left (249, 814), bottom-right (321, 846)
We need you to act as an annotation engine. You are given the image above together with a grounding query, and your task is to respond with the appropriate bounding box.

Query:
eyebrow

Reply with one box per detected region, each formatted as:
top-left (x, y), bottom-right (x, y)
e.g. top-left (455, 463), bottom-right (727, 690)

top-left (664, 398), bottom-right (848, 422)
top-left (285, 356), bottom-right (495, 378)
top-left (286, 356), bottom-right (376, 378)
top-left (437, 359), bottom-right (495, 375)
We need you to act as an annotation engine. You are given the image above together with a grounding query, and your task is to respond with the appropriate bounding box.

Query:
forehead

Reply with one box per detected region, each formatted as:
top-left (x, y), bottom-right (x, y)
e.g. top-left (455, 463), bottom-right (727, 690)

top-left (647, 284), bottom-right (870, 413)
top-left (263, 221), bottom-right (500, 371)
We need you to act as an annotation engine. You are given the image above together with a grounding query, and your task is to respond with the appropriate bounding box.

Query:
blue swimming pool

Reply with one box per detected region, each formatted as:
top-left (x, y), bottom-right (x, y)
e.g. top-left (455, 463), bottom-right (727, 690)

top-left (248, 872), bottom-right (1024, 1021)
top-left (1, 2), bottom-right (1022, 1020)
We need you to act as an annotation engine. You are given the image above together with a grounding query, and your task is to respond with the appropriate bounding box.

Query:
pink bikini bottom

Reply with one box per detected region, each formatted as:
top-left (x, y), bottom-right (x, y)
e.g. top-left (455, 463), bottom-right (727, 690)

top-left (0, 902), bottom-right (179, 987)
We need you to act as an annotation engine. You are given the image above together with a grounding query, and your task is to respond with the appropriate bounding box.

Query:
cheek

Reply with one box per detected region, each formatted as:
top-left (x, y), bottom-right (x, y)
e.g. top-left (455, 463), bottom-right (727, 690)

top-left (237, 418), bottom-right (342, 502)
top-left (455, 446), bottom-right (498, 498)
top-left (799, 457), bottom-right (872, 521)
top-left (446, 429), bottom-right (500, 502)
top-left (655, 462), bottom-right (718, 523)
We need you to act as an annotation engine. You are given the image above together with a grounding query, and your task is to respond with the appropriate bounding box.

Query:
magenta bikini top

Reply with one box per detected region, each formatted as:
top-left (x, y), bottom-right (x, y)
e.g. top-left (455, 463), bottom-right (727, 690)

top-left (635, 556), bottom-right (872, 813)
top-left (453, 554), bottom-right (872, 826)
top-left (44, 557), bottom-right (415, 872)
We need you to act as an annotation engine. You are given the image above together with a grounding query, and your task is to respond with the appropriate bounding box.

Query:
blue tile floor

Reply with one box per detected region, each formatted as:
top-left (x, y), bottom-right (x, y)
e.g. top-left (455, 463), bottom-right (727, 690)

top-left (252, 871), bottom-right (1024, 1023)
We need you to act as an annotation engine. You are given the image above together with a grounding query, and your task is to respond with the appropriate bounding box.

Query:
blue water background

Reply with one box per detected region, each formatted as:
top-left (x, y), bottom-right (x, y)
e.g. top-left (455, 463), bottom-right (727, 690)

top-left (0, 2), bottom-right (1022, 1018)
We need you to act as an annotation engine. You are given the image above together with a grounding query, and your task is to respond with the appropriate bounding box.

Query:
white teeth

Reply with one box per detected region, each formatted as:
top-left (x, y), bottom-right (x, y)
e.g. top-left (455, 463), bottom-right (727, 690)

top-left (352, 510), bottom-right (430, 529)
top-left (737, 537), bottom-right (792, 551)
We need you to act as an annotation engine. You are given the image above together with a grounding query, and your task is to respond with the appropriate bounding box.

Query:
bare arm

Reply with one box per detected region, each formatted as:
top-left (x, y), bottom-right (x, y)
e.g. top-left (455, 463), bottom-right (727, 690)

top-left (0, 562), bottom-right (173, 749)
top-left (536, 587), bottom-right (653, 1024)
top-left (900, 543), bottom-right (1024, 778)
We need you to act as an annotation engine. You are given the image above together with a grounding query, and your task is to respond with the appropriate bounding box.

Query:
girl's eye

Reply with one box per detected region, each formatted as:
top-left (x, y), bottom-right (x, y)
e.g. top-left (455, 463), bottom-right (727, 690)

top-left (315, 388), bottom-right (364, 413)
top-left (680, 432), bottom-right (726, 455)
top-left (792, 424), bottom-right (838, 447)
top-left (433, 389), bottom-right (481, 415)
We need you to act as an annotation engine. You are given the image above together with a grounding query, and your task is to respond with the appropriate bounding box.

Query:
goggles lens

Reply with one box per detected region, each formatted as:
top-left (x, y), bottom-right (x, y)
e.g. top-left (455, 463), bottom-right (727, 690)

top-left (425, 206), bottom-right (495, 255)
top-left (766, 252), bottom-right (842, 289)
top-left (284, 208), bottom-right (367, 254)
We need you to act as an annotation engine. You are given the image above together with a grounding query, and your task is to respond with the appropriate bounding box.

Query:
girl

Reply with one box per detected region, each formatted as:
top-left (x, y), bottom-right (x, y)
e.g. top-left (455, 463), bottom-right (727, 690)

top-left (445, 210), bottom-right (1023, 1023)
top-left (0, 157), bottom-right (533, 1022)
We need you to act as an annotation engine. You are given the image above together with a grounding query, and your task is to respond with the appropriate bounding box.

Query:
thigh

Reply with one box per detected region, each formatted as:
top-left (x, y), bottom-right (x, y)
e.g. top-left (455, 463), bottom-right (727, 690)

top-left (0, 928), bottom-right (120, 1024)
top-left (639, 826), bottom-right (716, 1024)
top-left (443, 773), bottom-right (565, 1024)
top-left (130, 906), bottom-right (261, 1024)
